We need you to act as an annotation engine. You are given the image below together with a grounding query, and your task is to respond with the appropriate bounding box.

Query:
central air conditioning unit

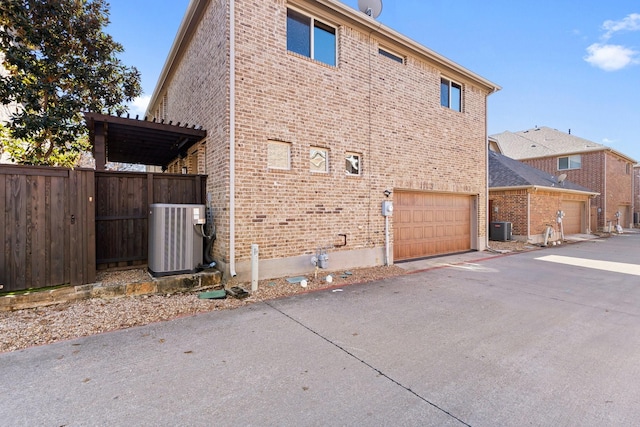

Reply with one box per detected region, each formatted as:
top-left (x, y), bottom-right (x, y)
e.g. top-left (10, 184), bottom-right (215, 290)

top-left (489, 221), bottom-right (512, 241)
top-left (148, 204), bottom-right (205, 277)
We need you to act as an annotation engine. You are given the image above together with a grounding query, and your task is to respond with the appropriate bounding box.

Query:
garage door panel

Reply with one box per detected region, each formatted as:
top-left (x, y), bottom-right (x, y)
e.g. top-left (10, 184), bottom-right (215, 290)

top-left (398, 226), bottom-right (411, 240)
top-left (424, 226), bottom-right (434, 238)
top-left (413, 227), bottom-right (423, 239)
top-left (394, 192), bottom-right (472, 261)
top-left (561, 201), bottom-right (583, 234)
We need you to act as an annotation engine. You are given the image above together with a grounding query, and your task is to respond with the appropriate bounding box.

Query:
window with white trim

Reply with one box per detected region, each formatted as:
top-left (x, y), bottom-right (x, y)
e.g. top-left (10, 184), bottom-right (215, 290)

top-left (558, 154), bottom-right (581, 170)
top-left (287, 8), bottom-right (336, 66)
top-left (310, 147), bottom-right (329, 173)
top-left (440, 78), bottom-right (462, 112)
top-left (345, 152), bottom-right (361, 176)
top-left (267, 141), bottom-right (291, 170)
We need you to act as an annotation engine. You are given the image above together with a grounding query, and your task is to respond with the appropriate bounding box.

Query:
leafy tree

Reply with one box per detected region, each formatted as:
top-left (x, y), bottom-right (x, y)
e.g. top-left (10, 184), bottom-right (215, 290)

top-left (0, 0), bottom-right (141, 166)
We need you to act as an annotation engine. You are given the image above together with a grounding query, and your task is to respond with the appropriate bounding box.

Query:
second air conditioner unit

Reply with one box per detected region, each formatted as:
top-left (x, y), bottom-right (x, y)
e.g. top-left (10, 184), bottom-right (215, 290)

top-left (148, 203), bottom-right (205, 277)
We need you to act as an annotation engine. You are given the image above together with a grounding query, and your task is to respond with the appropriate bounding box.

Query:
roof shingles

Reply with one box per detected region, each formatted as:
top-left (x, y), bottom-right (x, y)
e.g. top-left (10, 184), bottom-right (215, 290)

top-left (489, 150), bottom-right (595, 193)
top-left (490, 127), bottom-right (608, 159)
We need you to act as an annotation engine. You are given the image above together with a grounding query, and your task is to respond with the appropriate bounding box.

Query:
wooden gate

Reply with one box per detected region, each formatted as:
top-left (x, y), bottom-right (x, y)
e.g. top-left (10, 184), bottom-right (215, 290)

top-left (0, 165), bottom-right (95, 292)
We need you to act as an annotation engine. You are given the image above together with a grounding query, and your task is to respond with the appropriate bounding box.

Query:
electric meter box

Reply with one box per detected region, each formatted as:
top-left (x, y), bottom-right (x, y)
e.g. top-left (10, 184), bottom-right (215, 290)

top-left (382, 201), bottom-right (394, 217)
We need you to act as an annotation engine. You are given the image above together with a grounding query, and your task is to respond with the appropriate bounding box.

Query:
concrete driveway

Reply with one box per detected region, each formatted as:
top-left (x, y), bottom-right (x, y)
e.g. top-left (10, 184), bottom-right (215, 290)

top-left (2, 232), bottom-right (640, 426)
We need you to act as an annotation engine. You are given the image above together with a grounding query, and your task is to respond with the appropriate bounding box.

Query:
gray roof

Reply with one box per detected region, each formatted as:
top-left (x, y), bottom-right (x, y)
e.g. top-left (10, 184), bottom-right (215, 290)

top-left (490, 127), bottom-right (610, 160)
top-left (489, 151), bottom-right (596, 193)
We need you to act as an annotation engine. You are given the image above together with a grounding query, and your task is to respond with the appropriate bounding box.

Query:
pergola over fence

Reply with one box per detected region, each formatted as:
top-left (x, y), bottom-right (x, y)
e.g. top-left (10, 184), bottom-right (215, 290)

top-left (84, 112), bottom-right (206, 170)
top-left (0, 114), bottom-right (207, 292)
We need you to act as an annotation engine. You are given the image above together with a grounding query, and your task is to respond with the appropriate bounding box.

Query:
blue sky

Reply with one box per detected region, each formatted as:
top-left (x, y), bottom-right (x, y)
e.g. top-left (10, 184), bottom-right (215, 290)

top-left (107, 1), bottom-right (640, 162)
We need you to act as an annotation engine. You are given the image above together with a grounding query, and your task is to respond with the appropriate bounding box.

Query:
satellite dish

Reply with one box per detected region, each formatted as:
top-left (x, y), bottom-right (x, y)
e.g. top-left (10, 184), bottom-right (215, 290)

top-left (557, 173), bottom-right (567, 184)
top-left (358, 0), bottom-right (383, 19)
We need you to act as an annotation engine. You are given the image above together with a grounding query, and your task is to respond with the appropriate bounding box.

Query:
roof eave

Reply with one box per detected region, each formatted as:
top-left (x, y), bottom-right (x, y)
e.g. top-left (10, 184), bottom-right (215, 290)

top-left (312, 0), bottom-right (500, 93)
top-left (490, 185), bottom-right (599, 197)
top-left (148, 0), bottom-right (501, 114)
top-left (515, 148), bottom-right (637, 164)
top-left (605, 148), bottom-right (638, 164)
top-left (147, 0), bottom-right (209, 118)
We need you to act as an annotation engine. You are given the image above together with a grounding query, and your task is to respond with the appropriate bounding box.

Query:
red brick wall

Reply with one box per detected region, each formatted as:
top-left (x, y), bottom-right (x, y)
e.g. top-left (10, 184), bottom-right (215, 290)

top-left (606, 152), bottom-right (633, 227)
top-left (489, 190), bottom-right (528, 236)
top-left (522, 150), bottom-right (632, 229)
top-left (490, 189), bottom-right (591, 241)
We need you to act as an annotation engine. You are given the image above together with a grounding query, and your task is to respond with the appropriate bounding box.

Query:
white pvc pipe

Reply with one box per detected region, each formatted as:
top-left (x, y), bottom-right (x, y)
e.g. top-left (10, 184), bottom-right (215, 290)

top-left (385, 216), bottom-right (390, 265)
top-left (251, 244), bottom-right (258, 291)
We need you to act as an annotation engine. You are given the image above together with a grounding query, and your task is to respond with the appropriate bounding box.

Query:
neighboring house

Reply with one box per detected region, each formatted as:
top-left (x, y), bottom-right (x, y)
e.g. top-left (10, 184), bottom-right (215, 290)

top-left (488, 151), bottom-right (598, 244)
top-left (634, 163), bottom-right (640, 226)
top-left (490, 127), bottom-right (636, 230)
top-left (146, 0), bottom-right (500, 281)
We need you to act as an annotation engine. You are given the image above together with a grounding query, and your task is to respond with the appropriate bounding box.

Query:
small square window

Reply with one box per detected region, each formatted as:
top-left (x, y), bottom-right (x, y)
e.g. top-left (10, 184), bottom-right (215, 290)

top-left (267, 141), bottom-right (291, 170)
top-left (441, 78), bottom-right (462, 112)
top-left (345, 152), bottom-right (361, 175)
top-left (310, 147), bottom-right (328, 173)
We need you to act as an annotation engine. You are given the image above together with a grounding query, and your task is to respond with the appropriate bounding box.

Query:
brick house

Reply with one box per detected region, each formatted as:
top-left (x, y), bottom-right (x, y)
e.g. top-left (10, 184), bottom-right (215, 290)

top-left (490, 127), bottom-right (636, 231)
top-left (146, 0), bottom-right (500, 281)
top-left (489, 151), bottom-right (598, 244)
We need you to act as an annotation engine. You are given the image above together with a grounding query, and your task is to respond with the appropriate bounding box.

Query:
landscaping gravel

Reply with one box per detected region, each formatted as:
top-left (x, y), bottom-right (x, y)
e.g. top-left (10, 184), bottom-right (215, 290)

top-left (0, 265), bottom-right (406, 353)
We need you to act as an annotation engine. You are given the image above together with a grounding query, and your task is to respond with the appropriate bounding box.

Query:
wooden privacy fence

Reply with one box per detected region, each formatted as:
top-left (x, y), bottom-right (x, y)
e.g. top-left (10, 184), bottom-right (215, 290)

top-left (0, 165), bottom-right (95, 292)
top-left (1, 165), bottom-right (206, 292)
top-left (95, 171), bottom-right (206, 269)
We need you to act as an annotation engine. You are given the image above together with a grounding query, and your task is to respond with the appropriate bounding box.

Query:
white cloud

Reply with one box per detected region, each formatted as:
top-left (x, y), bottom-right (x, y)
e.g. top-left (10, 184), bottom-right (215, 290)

top-left (585, 13), bottom-right (640, 71)
top-left (584, 43), bottom-right (639, 71)
top-left (602, 13), bottom-right (640, 40)
top-left (127, 95), bottom-right (150, 118)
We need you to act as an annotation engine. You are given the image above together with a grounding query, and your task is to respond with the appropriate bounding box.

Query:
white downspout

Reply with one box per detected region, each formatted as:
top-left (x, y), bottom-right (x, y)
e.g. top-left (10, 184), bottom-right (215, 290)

top-left (603, 154), bottom-right (607, 232)
top-left (485, 106), bottom-right (489, 251)
top-left (229, 0), bottom-right (237, 277)
top-left (527, 191), bottom-right (531, 240)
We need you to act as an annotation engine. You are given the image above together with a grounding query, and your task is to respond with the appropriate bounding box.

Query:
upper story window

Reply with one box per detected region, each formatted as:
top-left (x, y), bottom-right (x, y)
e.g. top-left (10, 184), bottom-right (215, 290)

top-left (378, 48), bottom-right (404, 64)
top-left (287, 8), bottom-right (336, 66)
top-left (558, 154), bottom-right (581, 170)
top-left (440, 78), bottom-right (462, 112)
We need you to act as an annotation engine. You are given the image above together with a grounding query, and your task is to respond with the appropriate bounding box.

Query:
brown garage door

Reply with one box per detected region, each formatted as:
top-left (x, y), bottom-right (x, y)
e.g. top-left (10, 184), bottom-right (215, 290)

top-left (561, 200), bottom-right (583, 234)
top-left (394, 192), bottom-right (471, 261)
